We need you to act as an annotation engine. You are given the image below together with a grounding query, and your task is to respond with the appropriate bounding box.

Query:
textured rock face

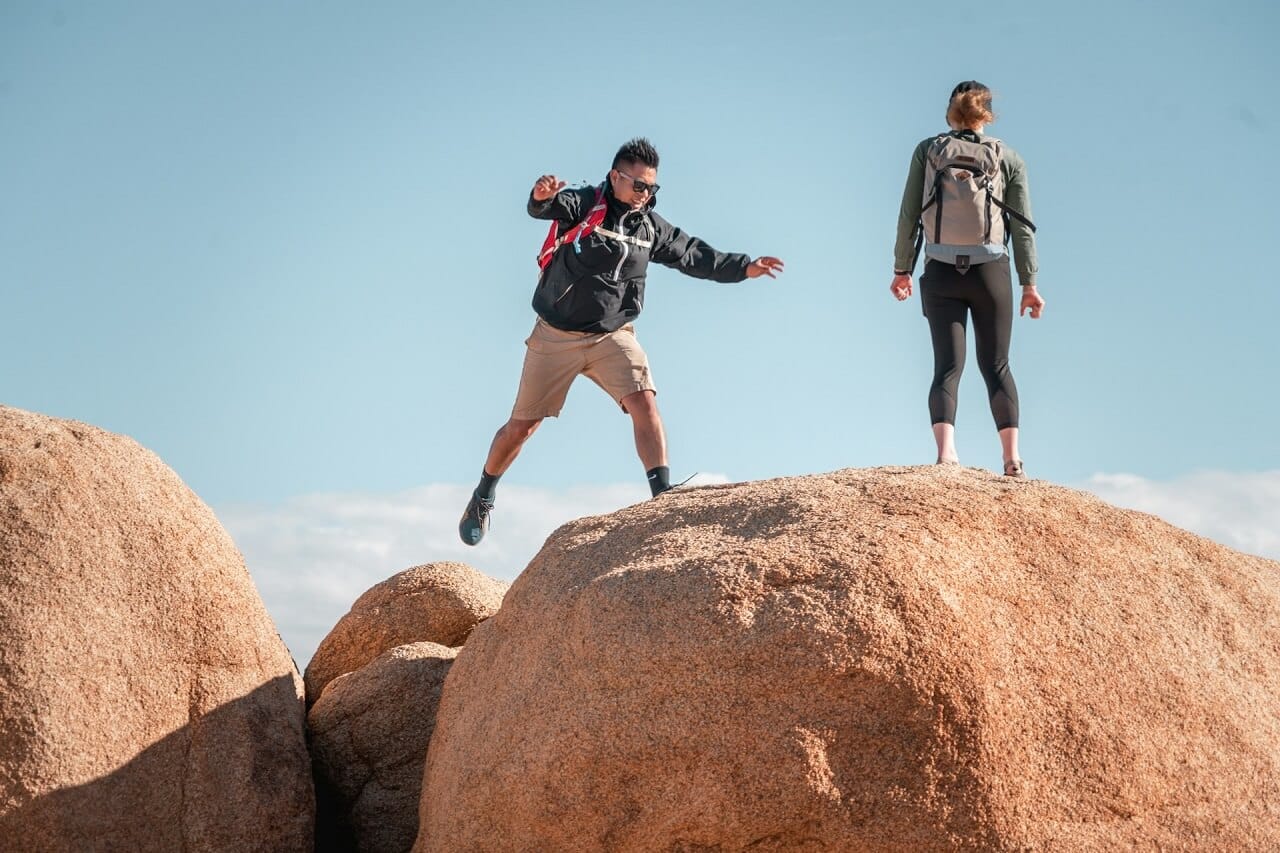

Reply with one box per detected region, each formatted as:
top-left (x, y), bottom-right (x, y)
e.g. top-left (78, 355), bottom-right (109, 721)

top-left (0, 406), bottom-right (313, 853)
top-left (304, 561), bottom-right (506, 706)
top-left (310, 642), bottom-right (457, 853)
top-left (416, 466), bottom-right (1280, 852)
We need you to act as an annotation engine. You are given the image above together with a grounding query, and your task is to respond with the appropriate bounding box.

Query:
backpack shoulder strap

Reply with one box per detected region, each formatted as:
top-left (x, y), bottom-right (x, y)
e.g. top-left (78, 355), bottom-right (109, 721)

top-left (537, 185), bottom-right (608, 269)
top-left (989, 195), bottom-right (1037, 232)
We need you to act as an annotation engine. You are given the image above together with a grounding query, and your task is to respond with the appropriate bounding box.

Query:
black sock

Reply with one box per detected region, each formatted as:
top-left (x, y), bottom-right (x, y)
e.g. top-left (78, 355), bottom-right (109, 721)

top-left (476, 470), bottom-right (501, 501)
top-left (646, 466), bottom-right (671, 497)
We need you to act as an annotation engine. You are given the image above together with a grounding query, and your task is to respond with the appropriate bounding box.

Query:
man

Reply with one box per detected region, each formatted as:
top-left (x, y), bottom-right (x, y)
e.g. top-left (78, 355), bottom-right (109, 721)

top-left (459, 138), bottom-right (784, 545)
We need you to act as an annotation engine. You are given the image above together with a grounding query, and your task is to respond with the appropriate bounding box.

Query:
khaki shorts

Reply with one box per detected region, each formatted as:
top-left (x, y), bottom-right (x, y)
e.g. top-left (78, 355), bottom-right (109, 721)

top-left (511, 319), bottom-right (656, 420)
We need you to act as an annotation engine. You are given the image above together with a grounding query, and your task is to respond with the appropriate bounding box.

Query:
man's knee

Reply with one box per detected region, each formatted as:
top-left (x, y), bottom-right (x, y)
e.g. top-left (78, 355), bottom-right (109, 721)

top-left (621, 389), bottom-right (658, 417)
top-left (501, 417), bottom-right (542, 442)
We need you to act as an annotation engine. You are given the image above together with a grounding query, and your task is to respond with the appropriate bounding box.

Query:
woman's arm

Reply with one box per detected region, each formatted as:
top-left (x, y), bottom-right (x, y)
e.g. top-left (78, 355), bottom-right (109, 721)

top-left (892, 140), bottom-right (928, 274)
top-left (1002, 150), bottom-right (1039, 287)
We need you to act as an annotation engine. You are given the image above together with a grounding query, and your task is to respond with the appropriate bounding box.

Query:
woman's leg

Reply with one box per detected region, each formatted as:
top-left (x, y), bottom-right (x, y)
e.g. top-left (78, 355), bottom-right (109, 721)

top-left (969, 259), bottom-right (1020, 448)
top-left (920, 261), bottom-right (968, 462)
top-left (933, 423), bottom-right (959, 464)
top-left (999, 426), bottom-right (1020, 467)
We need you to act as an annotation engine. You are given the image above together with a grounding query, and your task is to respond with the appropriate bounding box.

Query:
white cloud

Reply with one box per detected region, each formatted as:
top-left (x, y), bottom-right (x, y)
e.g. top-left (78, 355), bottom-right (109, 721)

top-left (1084, 470), bottom-right (1280, 560)
top-left (215, 474), bottom-right (729, 669)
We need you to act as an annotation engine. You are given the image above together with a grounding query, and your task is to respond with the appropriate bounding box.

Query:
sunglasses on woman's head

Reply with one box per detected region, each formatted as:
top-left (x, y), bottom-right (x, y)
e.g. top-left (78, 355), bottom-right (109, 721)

top-left (616, 169), bottom-right (660, 196)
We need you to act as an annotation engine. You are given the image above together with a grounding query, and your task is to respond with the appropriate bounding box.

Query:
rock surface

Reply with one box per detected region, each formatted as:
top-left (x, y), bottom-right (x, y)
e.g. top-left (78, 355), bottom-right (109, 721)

top-left (310, 642), bottom-right (457, 853)
top-left (0, 406), bottom-right (313, 852)
top-left (305, 561), bottom-right (505, 705)
top-left (416, 466), bottom-right (1280, 852)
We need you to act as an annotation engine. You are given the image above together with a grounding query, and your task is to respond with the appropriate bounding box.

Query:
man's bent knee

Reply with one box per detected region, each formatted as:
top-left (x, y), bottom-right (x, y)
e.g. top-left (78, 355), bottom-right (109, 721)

top-left (621, 389), bottom-right (657, 416)
top-left (501, 417), bottom-right (542, 442)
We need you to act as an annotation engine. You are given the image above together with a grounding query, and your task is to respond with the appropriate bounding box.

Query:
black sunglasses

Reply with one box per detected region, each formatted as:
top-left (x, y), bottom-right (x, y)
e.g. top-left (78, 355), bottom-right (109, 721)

top-left (616, 168), bottom-right (660, 196)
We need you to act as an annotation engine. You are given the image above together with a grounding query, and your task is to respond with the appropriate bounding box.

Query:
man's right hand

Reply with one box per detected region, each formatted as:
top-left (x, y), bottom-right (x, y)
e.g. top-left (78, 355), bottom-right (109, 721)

top-left (532, 175), bottom-right (566, 202)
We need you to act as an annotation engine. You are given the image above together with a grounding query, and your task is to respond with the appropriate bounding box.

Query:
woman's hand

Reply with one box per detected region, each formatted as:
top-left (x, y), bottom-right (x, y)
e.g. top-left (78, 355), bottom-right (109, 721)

top-left (1020, 285), bottom-right (1045, 319)
top-left (890, 274), bottom-right (913, 301)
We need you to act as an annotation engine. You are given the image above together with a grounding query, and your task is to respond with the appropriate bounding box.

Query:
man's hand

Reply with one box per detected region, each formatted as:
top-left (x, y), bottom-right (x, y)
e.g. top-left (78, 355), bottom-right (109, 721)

top-left (531, 175), bottom-right (566, 202)
top-left (890, 274), bottom-right (913, 301)
top-left (746, 256), bottom-right (785, 279)
top-left (1020, 285), bottom-right (1046, 319)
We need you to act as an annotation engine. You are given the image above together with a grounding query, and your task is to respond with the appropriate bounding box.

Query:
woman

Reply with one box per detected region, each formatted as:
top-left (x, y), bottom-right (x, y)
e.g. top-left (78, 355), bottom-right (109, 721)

top-left (890, 80), bottom-right (1045, 477)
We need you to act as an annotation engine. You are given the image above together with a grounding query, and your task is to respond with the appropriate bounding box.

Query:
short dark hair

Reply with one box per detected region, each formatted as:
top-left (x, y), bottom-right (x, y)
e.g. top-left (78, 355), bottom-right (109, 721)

top-left (612, 137), bottom-right (659, 170)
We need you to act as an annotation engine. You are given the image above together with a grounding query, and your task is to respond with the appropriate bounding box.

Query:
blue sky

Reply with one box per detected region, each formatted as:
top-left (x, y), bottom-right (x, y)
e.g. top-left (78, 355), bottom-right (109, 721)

top-left (4, 1), bottom-right (1277, 663)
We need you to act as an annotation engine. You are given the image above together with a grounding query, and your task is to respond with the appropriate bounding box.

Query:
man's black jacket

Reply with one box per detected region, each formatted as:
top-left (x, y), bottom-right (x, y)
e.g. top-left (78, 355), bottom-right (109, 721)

top-left (528, 182), bottom-right (751, 333)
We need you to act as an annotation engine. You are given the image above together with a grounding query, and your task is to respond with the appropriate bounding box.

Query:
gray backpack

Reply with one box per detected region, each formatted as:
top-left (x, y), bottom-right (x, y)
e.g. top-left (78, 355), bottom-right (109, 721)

top-left (915, 132), bottom-right (1035, 272)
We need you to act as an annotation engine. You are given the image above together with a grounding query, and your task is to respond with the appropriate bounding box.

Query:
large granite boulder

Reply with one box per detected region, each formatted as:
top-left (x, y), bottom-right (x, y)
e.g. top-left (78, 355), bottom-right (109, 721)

top-left (304, 562), bottom-right (505, 706)
top-left (415, 466), bottom-right (1280, 851)
top-left (0, 406), bottom-right (313, 852)
top-left (310, 642), bottom-right (456, 853)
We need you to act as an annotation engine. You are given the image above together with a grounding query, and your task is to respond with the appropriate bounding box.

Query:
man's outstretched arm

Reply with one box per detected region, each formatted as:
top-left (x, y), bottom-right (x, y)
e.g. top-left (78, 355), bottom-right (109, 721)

top-left (650, 213), bottom-right (783, 282)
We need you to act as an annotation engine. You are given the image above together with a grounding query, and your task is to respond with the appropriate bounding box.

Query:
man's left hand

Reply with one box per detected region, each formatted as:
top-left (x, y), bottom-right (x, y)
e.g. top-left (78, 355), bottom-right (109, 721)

top-left (746, 257), bottom-right (785, 279)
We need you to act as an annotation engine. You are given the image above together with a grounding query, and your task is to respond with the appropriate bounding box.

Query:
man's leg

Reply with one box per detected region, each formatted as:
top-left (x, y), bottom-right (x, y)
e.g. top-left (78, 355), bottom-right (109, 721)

top-left (460, 417), bottom-right (543, 546)
top-left (461, 320), bottom-right (582, 545)
top-left (483, 417), bottom-right (544, 478)
top-left (581, 325), bottom-right (668, 497)
top-left (621, 389), bottom-right (670, 495)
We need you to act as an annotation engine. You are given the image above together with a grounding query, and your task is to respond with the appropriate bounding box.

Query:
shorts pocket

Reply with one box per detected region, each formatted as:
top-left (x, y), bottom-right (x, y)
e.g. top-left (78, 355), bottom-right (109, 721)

top-left (525, 322), bottom-right (549, 353)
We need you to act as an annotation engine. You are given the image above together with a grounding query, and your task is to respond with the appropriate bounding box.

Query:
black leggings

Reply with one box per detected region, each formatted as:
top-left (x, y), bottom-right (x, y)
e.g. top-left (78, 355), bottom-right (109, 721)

top-left (919, 256), bottom-right (1019, 429)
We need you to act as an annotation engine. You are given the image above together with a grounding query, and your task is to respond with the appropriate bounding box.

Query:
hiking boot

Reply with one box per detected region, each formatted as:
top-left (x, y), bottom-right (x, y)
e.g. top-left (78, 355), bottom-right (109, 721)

top-left (1003, 460), bottom-right (1025, 479)
top-left (458, 491), bottom-right (494, 546)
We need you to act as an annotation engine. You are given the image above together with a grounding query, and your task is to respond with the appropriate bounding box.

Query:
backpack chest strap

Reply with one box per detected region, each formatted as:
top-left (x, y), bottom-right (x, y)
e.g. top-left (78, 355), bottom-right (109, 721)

top-left (593, 225), bottom-right (653, 249)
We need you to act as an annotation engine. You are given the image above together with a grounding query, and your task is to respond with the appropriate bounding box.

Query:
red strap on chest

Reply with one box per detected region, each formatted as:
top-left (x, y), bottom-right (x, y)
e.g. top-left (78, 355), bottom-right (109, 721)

top-left (537, 185), bottom-right (607, 269)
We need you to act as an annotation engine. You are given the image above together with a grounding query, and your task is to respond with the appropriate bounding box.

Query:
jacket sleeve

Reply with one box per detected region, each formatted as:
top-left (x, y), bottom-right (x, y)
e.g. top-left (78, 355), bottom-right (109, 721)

top-left (649, 212), bottom-right (752, 283)
top-left (892, 139), bottom-right (929, 273)
top-left (1002, 149), bottom-right (1039, 287)
top-left (527, 186), bottom-right (592, 222)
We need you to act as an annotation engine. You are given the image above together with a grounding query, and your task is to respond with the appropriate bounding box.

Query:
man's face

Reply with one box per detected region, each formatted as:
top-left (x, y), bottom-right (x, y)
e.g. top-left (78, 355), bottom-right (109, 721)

top-left (610, 161), bottom-right (659, 210)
